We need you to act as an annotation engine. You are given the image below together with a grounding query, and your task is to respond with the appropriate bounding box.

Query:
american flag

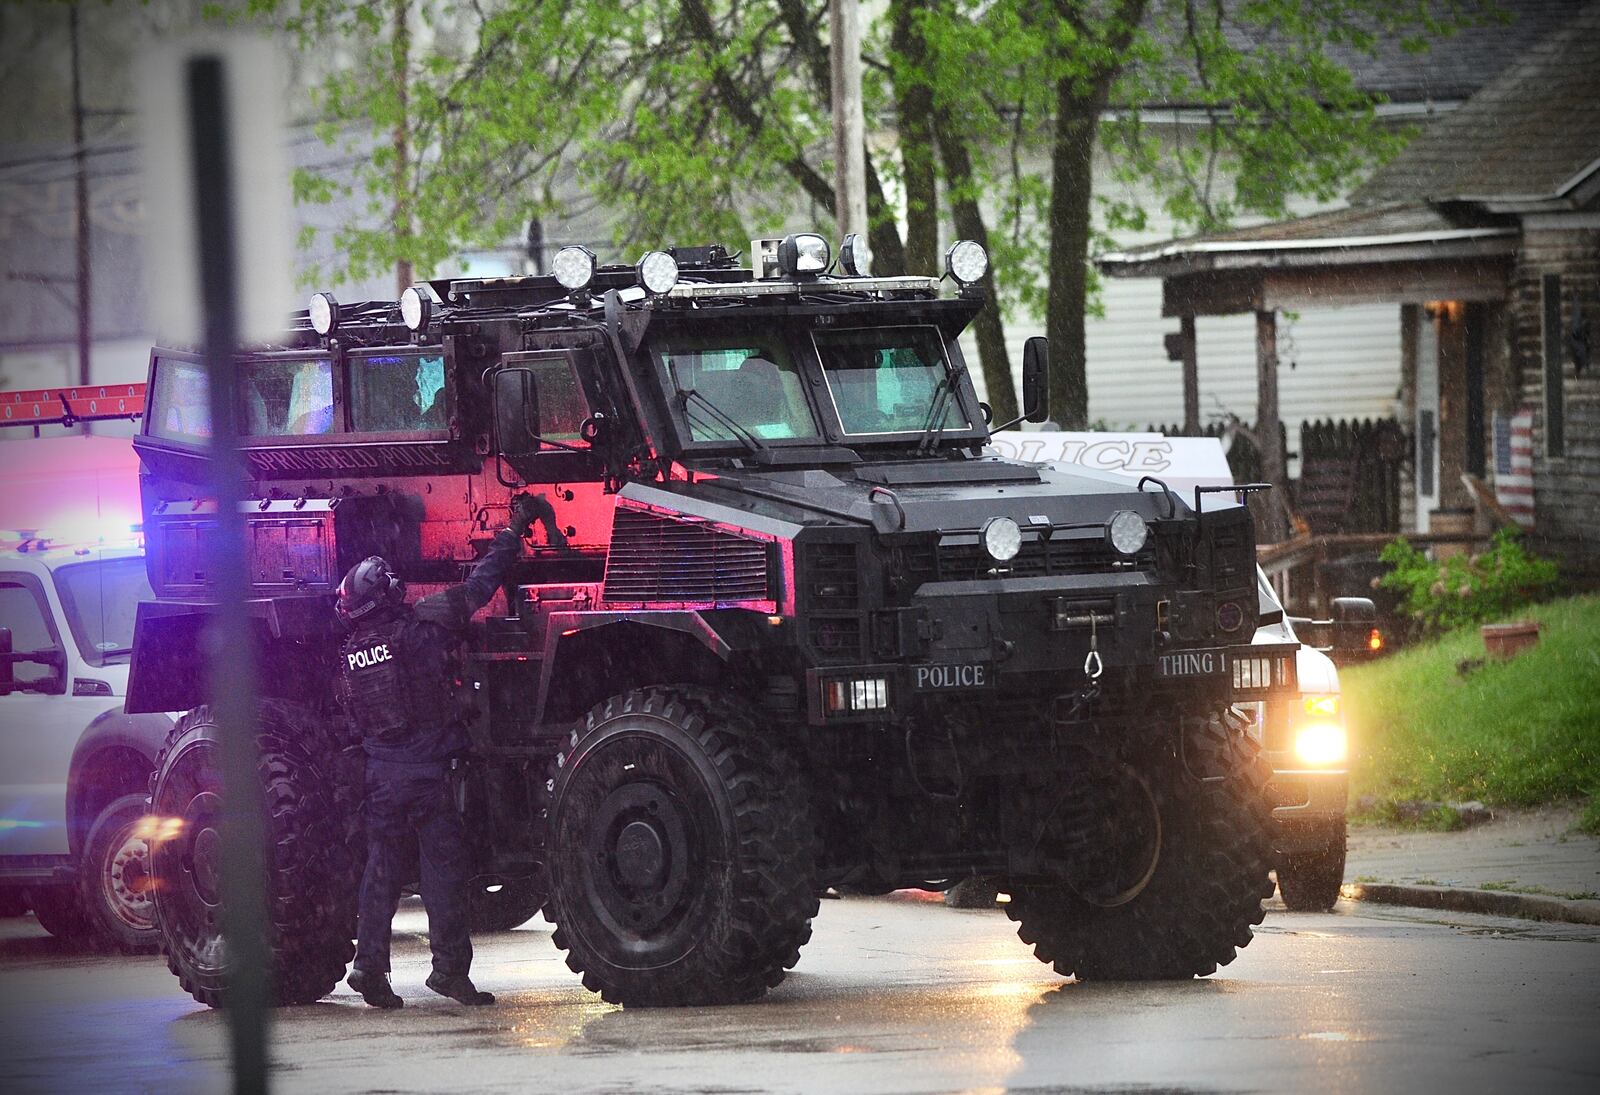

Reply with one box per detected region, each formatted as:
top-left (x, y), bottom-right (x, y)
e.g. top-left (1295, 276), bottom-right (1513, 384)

top-left (1493, 407), bottom-right (1535, 529)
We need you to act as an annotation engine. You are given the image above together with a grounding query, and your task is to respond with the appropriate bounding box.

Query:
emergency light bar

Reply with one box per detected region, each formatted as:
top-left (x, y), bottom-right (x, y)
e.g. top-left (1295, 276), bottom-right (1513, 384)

top-left (0, 384), bottom-right (146, 429)
top-left (665, 275), bottom-right (939, 301)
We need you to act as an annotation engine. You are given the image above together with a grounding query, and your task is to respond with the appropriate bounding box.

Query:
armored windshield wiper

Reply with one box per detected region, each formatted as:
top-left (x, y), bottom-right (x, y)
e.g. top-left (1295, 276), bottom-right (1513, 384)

top-left (666, 360), bottom-right (769, 458)
top-left (915, 372), bottom-right (954, 455)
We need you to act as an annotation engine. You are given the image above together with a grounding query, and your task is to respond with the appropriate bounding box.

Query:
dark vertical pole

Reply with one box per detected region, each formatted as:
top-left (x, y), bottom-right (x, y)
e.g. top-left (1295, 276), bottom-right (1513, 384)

top-left (69, 6), bottom-right (92, 431)
top-left (1465, 302), bottom-right (1485, 478)
top-left (186, 55), bottom-right (272, 1095)
top-left (1542, 274), bottom-right (1564, 458)
top-left (1180, 314), bottom-right (1199, 435)
top-left (1255, 309), bottom-right (1287, 542)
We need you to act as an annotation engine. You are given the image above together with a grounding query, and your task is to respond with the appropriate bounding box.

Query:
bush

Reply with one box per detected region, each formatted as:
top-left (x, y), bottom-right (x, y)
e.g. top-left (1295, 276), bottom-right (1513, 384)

top-left (1378, 528), bottom-right (1561, 634)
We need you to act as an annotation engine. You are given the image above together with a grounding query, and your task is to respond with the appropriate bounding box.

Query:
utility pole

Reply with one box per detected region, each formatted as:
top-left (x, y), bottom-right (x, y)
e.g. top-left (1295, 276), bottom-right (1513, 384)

top-left (70, 5), bottom-right (92, 432)
top-left (392, 0), bottom-right (412, 298)
top-left (829, 0), bottom-right (867, 237)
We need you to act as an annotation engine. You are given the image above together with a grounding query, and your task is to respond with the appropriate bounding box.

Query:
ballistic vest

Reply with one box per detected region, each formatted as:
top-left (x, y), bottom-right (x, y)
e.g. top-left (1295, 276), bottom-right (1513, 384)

top-left (338, 613), bottom-right (455, 746)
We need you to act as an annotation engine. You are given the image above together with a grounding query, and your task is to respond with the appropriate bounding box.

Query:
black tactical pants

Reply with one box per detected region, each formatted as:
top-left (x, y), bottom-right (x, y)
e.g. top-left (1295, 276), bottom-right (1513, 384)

top-left (354, 757), bottom-right (473, 978)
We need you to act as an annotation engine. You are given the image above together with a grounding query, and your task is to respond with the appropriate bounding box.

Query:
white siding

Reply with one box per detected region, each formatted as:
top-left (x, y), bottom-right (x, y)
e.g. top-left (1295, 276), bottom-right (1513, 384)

top-left (964, 153), bottom-right (1405, 468)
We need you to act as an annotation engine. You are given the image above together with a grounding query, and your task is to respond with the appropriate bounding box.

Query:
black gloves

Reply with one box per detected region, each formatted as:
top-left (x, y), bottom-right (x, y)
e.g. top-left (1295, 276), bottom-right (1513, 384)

top-left (508, 494), bottom-right (541, 538)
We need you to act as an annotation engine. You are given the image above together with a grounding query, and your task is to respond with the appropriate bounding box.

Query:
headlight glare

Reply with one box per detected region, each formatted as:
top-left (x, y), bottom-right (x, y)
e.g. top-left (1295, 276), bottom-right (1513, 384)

top-left (1293, 723), bottom-right (1348, 767)
top-left (1106, 509), bottom-right (1149, 555)
top-left (553, 244), bottom-right (597, 291)
top-left (981, 516), bottom-right (1022, 563)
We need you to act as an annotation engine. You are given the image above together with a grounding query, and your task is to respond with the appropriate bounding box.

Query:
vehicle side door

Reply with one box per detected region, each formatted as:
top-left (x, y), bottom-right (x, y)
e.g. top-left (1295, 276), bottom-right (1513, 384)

top-left (0, 572), bottom-right (78, 857)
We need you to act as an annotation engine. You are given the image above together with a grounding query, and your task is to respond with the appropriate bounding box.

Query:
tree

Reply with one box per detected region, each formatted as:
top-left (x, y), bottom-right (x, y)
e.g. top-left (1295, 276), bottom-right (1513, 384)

top-left (269, 0), bottom-right (1489, 428)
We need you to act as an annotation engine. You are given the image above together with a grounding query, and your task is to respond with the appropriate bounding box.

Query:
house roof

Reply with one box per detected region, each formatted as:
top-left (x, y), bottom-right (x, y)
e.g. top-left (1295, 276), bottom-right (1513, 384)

top-left (1099, 202), bottom-right (1516, 277)
top-left (1129, 0), bottom-right (1591, 110)
top-left (1353, 1), bottom-right (1600, 205)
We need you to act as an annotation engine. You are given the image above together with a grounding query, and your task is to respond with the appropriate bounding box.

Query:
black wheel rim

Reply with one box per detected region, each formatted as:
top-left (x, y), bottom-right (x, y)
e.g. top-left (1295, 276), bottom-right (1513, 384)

top-left (1060, 764), bottom-right (1163, 908)
top-left (152, 736), bottom-right (227, 977)
top-left (555, 730), bottom-right (727, 971)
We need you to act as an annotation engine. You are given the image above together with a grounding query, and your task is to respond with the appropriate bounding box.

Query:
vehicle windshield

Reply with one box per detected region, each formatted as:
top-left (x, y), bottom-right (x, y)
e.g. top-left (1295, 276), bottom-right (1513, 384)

top-left (147, 356), bottom-right (213, 444)
top-left (815, 326), bottom-right (966, 436)
top-left (349, 349), bottom-right (447, 432)
top-left (656, 328), bottom-right (818, 443)
top-left (239, 355), bottom-right (336, 436)
top-left (51, 556), bottom-right (151, 667)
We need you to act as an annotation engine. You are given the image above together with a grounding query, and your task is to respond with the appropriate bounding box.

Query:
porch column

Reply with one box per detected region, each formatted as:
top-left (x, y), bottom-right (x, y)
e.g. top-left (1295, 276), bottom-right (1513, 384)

top-left (1255, 310), bottom-right (1289, 541)
top-left (1180, 314), bottom-right (1199, 434)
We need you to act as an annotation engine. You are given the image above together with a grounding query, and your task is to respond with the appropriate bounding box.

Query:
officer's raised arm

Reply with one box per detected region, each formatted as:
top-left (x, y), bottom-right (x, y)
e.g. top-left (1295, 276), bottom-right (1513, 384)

top-left (414, 495), bottom-right (540, 632)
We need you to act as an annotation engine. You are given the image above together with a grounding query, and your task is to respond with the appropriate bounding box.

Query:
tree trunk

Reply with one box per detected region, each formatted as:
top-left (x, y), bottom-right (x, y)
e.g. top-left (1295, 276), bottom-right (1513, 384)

top-left (890, 0), bottom-right (938, 278)
top-left (1046, 87), bottom-right (1102, 429)
top-left (934, 112), bottom-right (1018, 422)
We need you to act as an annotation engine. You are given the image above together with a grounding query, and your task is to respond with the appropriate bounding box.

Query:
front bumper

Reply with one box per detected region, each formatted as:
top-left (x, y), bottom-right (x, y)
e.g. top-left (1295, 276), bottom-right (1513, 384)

top-left (1265, 763), bottom-right (1348, 857)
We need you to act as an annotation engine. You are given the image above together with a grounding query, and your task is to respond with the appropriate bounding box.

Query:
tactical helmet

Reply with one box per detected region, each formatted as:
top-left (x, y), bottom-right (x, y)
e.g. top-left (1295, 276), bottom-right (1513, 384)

top-left (336, 556), bottom-right (406, 626)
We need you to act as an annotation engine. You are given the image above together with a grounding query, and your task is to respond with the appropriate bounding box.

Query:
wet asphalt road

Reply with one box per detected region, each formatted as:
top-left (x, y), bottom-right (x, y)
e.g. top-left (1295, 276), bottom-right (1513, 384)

top-left (1, 893), bottom-right (1597, 1094)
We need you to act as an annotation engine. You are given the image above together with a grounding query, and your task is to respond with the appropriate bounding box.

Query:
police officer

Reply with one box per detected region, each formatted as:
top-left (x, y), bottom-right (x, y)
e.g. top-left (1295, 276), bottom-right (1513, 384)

top-left (337, 495), bottom-right (540, 1009)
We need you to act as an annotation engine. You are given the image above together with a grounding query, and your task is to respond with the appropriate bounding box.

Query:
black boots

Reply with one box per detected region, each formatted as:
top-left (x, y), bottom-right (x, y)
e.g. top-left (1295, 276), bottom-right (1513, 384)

top-left (347, 969), bottom-right (404, 1009)
top-left (426, 971), bottom-right (495, 1006)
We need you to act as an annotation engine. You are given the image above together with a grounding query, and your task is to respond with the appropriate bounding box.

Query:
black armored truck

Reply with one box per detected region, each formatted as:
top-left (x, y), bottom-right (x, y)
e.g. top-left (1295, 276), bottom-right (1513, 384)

top-left (127, 235), bottom-right (1298, 1007)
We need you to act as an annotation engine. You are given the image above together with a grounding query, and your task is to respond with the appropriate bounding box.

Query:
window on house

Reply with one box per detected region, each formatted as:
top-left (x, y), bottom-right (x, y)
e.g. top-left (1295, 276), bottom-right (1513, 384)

top-left (1543, 274), bottom-right (1564, 457)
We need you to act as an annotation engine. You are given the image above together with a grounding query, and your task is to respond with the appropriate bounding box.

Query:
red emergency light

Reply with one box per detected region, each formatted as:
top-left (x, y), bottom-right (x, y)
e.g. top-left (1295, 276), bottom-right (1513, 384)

top-left (0, 384), bottom-right (146, 429)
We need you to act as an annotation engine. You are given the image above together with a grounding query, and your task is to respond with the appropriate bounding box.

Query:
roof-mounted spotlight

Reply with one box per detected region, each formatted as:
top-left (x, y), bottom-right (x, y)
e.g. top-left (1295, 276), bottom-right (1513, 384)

top-left (840, 232), bottom-right (872, 277)
top-left (636, 250), bottom-right (680, 295)
top-left (308, 292), bottom-right (340, 336)
top-left (399, 284), bottom-right (434, 331)
top-left (552, 244), bottom-right (597, 291)
top-left (777, 232), bottom-right (830, 279)
top-left (945, 240), bottom-right (988, 286)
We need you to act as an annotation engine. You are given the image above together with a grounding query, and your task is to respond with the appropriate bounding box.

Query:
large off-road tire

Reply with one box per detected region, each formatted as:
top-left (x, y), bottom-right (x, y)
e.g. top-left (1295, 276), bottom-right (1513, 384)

top-left (468, 874), bottom-right (548, 932)
top-left (1007, 712), bottom-right (1275, 981)
top-left (150, 701), bottom-right (358, 1008)
top-left (1277, 818), bottom-right (1348, 912)
top-left (27, 885), bottom-right (93, 940)
top-left (79, 793), bottom-right (160, 953)
top-left (544, 687), bottom-right (819, 1007)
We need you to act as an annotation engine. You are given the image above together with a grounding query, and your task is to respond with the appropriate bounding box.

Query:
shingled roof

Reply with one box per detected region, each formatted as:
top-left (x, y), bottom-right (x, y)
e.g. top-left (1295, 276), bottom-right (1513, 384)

top-left (1353, 1), bottom-right (1600, 205)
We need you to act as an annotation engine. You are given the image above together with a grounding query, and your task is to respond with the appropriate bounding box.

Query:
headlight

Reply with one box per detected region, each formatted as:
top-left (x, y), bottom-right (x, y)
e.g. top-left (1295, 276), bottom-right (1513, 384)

top-left (840, 232), bottom-right (872, 276)
top-left (981, 516), bottom-right (1022, 563)
top-left (1293, 723), bottom-right (1348, 767)
top-left (945, 240), bottom-right (988, 285)
top-left (636, 250), bottom-right (679, 295)
top-left (553, 244), bottom-right (597, 291)
top-left (1106, 509), bottom-right (1149, 556)
top-left (308, 292), bottom-right (339, 335)
top-left (399, 284), bottom-right (432, 331)
top-left (778, 232), bottom-right (830, 277)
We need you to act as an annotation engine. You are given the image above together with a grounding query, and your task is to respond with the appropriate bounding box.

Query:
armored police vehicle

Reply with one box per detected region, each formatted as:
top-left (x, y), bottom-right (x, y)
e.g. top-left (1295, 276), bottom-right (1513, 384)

top-left (127, 235), bottom-right (1298, 1007)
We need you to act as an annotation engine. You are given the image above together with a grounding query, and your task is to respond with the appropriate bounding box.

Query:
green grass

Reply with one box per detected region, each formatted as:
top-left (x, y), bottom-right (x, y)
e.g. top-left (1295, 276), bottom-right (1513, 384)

top-left (1344, 595), bottom-right (1600, 821)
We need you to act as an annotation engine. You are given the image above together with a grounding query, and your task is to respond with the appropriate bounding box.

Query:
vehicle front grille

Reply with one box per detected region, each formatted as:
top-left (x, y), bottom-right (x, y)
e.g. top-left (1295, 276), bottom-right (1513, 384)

top-left (602, 507), bottom-right (771, 603)
top-left (934, 535), bottom-right (1155, 581)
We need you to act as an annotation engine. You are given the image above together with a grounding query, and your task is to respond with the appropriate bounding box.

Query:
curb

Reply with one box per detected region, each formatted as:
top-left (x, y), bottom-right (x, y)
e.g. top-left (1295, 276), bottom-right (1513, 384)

top-left (1342, 882), bottom-right (1600, 926)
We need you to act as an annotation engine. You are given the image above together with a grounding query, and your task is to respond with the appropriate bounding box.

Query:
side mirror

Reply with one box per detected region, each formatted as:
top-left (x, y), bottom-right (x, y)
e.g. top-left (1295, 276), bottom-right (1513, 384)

top-left (1330, 597), bottom-right (1381, 660)
top-left (492, 367), bottom-right (541, 460)
top-left (1022, 337), bottom-right (1049, 424)
top-left (0, 628), bottom-right (12, 694)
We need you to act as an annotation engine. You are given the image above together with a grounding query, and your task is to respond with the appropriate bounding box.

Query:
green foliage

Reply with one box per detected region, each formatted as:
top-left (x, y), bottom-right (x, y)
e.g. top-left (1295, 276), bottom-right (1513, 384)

top-left (243, 0), bottom-right (1497, 327)
top-left (1378, 528), bottom-right (1562, 634)
top-left (1344, 595), bottom-right (1600, 818)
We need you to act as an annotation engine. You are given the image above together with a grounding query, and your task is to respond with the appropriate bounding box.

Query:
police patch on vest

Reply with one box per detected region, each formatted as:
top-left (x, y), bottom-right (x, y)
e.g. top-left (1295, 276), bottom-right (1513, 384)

top-left (347, 643), bottom-right (393, 670)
